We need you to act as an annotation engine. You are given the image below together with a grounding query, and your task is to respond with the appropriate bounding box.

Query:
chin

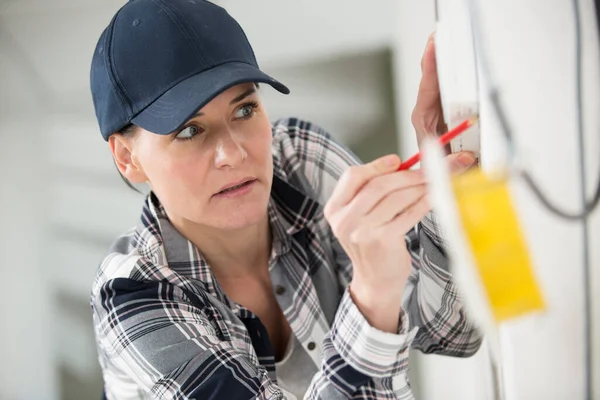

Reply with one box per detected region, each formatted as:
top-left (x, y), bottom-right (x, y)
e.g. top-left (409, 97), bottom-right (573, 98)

top-left (211, 202), bottom-right (268, 230)
top-left (172, 179), bottom-right (271, 231)
top-left (200, 185), bottom-right (271, 230)
top-left (203, 178), bottom-right (272, 230)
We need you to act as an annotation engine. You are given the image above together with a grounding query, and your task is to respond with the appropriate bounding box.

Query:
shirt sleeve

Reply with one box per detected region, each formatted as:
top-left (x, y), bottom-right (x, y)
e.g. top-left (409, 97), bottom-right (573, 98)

top-left (273, 118), bottom-right (483, 358)
top-left (305, 288), bottom-right (417, 399)
top-left (404, 217), bottom-right (483, 357)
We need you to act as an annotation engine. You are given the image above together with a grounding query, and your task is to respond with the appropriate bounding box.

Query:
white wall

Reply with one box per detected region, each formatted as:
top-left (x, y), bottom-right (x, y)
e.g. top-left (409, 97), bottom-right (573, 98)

top-left (0, 15), bottom-right (57, 396)
top-left (0, 121), bottom-right (56, 400)
top-left (0, 4), bottom-right (150, 398)
top-left (216, 0), bottom-right (398, 69)
top-left (477, 1), bottom-right (600, 398)
top-left (393, 0), bottom-right (600, 399)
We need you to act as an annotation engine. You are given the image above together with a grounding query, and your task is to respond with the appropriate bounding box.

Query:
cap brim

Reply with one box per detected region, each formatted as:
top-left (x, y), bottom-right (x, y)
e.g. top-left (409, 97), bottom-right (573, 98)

top-left (131, 62), bottom-right (289, 135)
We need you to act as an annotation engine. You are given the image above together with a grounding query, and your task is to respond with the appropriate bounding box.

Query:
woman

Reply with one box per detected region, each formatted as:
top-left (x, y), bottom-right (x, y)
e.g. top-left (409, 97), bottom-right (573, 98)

top-left (90, 0), bottom-right (482, 399)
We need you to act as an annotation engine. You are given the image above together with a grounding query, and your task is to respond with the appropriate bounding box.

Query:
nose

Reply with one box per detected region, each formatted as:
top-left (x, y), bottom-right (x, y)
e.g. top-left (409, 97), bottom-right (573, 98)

top-left (213, 130), bottom-right (247, 169)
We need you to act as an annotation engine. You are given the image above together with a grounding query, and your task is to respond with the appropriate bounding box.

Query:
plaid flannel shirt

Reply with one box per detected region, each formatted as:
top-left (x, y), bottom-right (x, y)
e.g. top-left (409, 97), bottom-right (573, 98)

top-left (91, 118), bottom-right (482, 399)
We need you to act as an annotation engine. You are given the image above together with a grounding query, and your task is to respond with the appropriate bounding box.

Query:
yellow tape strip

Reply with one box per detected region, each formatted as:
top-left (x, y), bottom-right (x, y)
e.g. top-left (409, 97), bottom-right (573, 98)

top-left (452, 169), bottom-right (545, 322)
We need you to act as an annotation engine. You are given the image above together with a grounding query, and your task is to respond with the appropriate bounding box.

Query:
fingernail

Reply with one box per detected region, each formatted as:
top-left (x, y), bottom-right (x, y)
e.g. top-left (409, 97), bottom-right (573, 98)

top-left (458, 153), bottom-right (475, 167)
top-left (383, 155), bottom-right (399, 168)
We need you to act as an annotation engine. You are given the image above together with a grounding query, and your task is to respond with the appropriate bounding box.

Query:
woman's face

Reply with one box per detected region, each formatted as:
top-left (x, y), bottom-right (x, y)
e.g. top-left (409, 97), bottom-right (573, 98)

top-left (111, 83), bottom-right (274, 231)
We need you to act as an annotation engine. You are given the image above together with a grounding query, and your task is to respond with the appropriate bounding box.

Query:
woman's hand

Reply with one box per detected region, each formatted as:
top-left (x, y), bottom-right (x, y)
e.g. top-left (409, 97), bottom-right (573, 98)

top-left (412, 32), bottom-right (477, 170)
top-left (323, 34), bottom-right (479, 334)
top-left (324, 155), bottom-right (427, 333)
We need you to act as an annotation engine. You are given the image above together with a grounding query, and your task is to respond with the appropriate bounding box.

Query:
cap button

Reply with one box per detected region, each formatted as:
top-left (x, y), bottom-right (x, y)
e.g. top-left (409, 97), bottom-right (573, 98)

top-left (132, 19), bottom-right (140, 27)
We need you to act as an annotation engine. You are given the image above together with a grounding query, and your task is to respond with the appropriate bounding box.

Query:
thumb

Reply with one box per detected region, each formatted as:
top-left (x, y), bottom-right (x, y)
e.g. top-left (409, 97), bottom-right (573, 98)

top-left (369, 154), bottom-right (401, 173)
top-left (446, 151), bottom-right (477, 174)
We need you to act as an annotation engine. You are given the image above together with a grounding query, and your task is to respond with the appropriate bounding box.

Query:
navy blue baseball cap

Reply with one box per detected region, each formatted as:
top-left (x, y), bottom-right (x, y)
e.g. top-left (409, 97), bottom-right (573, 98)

top-left (90, 0), bottom-right (289, 141)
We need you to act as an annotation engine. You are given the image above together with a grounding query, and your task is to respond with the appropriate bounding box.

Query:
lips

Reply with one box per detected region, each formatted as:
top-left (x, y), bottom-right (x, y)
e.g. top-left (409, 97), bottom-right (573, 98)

top-left (215, 178), bottom-right (256, 196)
top-left (218, 180), bottom-right (252, 194)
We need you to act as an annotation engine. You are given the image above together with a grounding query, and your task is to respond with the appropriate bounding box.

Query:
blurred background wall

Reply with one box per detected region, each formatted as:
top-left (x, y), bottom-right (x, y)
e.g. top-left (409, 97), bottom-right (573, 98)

top-left (0, 0), bottom-right (598, 399)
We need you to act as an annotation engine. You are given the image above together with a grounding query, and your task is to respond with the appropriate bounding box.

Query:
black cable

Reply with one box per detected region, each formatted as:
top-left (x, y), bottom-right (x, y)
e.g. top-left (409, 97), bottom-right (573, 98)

top-left (519, 0), bottom-right (599, 221)
top-left (596, 0), bottom-right (600, 45)
top-left (570, 2), bottom-right (592, 398)
top-left (467, 0), bottom-right (600, 221)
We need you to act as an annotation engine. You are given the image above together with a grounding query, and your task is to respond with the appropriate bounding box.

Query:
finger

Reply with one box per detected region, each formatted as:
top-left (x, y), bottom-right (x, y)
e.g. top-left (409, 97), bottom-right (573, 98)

top-left (383, 194), bottom-right (431, 237)
top-left (446, 151), bottom-right (477, 174)
top-left (420, 33), bottom-right (436, 72)
top-left (412, 35), bottom-right (447, 140)
top-left (346, 170), bottom-right (426, 217)
top-left (324, 154), bottom-right (401, 215)
top-left (350, 193), bottom-right (430, 245)
top-left (364, 184), bottom-right (428, 228)
top-left (416, 35), bottom-right (441, 110)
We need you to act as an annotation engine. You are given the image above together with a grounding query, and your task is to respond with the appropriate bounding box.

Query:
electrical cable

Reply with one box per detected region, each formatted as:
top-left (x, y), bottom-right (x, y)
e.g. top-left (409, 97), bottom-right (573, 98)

top-left (466, 0), bottom-right (600, 221)
top-left (571, 2), bottom-right (593, 398)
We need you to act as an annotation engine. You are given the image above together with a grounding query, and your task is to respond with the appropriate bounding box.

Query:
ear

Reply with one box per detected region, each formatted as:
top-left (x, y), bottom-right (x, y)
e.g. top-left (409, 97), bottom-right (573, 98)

top-left (109, 133), bottom-right (148, 184)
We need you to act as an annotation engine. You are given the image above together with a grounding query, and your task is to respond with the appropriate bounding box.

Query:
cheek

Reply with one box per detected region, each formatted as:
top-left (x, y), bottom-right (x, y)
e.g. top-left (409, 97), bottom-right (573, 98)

top-left (246, 120), bottom-right (273, 167)
top-left (143, 149), bottom-right (210, 204)
top-left (165, 157), bottom-right (204, 185)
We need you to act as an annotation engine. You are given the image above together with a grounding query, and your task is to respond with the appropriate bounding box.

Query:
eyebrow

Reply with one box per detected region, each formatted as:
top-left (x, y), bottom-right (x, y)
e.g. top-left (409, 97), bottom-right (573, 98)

top-left (190, 87), bottom-right (257, 118)
top-left (229, 87), bottom-right (257, 105)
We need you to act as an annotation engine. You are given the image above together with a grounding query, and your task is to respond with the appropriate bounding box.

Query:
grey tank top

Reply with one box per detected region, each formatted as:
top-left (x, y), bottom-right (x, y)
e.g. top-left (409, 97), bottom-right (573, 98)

top-left (275, 334), bottom-right (318, 399)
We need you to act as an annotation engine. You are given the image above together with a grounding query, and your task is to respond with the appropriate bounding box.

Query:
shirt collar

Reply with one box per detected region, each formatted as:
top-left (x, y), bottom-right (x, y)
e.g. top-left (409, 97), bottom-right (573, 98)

top-left (268, 175), bottom-right (320, 257)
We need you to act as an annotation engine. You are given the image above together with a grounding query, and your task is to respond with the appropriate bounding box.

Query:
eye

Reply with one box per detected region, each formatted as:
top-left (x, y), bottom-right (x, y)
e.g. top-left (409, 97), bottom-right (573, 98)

top-left (176, 125), bottom-right (202, 140)
top-left (234, 102), bottom-right (258, 120)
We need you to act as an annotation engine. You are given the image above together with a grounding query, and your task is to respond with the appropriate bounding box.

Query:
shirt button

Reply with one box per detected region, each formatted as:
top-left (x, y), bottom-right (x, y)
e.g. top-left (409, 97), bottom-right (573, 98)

top-left (307, 342), bottom-right (316, 351)
top-left (275, 285), bottom-right (286, 295)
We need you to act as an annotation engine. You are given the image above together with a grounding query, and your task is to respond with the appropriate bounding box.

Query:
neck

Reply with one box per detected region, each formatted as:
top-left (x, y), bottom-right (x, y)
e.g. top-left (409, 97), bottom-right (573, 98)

top-left (171, 215), bottom-right (272, 279)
